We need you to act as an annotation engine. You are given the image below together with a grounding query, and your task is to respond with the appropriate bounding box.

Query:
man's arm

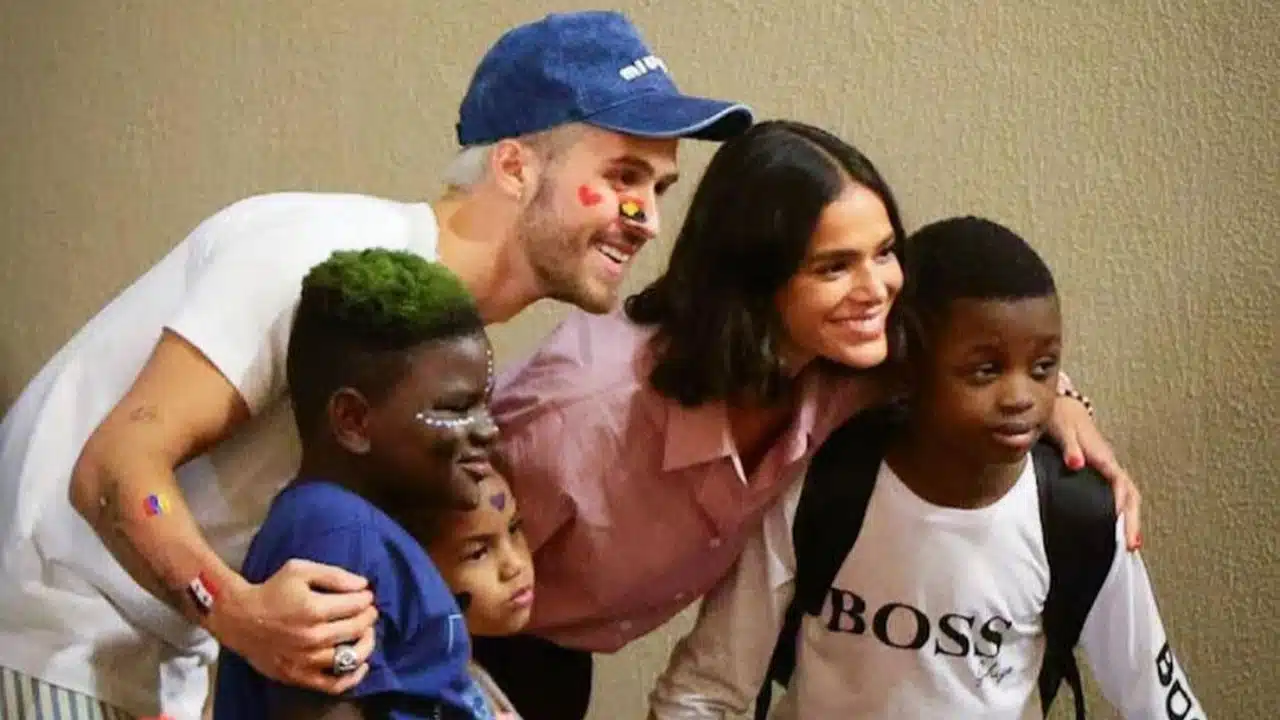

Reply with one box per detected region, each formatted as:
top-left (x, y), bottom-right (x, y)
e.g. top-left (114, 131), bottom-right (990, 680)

top-left (1077, 520), bottom-right (1206, 719)
top-left (65, 194), bottom-right (412, 692)
top-left (70, 331), bottom-right (249, 621)
top-left (70, 330), bottom-right (377, 693)
top-left (648, 479), bottom-right (803, 719)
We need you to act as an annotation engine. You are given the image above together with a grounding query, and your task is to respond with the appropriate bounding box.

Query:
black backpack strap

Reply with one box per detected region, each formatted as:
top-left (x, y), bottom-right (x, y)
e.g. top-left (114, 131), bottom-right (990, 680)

top-left (1034, 442), bottom-right (1118, 720)
top-left (753, 404), bottom-right (901, 720)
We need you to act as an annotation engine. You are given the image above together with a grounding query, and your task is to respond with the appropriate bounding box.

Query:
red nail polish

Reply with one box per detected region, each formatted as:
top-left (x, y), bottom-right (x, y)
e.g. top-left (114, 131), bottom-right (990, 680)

top-left (1134, 532), bottom-right (1143, 549)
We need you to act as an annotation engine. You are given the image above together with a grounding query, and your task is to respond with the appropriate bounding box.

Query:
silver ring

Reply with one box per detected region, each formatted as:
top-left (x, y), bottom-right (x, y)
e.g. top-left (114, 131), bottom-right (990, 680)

top-left (333, 642), bottom-right (359, 675)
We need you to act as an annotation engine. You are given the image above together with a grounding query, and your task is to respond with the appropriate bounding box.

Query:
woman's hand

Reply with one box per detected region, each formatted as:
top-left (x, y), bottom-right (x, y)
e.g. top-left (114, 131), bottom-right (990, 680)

top-left (1046, 396), bottom-right (1142, 550)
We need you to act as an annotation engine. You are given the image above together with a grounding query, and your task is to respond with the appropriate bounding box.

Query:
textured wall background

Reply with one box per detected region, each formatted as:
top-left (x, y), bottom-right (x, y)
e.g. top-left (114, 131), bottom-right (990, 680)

top-left (1, 1), bottom-right (1276, 717)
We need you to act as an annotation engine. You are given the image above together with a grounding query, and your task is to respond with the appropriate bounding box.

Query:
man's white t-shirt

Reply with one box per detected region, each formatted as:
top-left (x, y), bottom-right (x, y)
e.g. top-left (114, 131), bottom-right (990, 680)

top-left (650, 458), bottom-right (1205, 719)
top-left (0, 192), bottom-right (440, 717)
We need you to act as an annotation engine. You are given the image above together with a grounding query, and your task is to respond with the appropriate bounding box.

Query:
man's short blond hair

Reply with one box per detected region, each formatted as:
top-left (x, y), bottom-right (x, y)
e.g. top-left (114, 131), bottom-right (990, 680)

top-left (441, 124), bottom-right (584, 192)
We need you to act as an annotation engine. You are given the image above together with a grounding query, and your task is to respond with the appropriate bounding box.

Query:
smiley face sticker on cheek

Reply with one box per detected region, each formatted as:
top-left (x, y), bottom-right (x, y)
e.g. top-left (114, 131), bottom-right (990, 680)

top-left (619, 197), bottom-right (647, 223)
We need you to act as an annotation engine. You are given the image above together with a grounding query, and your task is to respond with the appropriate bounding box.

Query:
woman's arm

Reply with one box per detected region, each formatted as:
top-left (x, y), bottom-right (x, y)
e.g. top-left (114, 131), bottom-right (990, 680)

top-left (1047, 373), bottom-right (1143, 549)
top-left (649, 480), bottom-right (804, 719)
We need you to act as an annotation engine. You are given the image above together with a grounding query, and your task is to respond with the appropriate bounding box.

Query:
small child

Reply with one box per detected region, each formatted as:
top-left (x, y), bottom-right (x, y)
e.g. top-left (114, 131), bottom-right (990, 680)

top-left (423, 468), bottom-right (536, 720)
top-left (650, 216), bottom-right (1204, 719)
top-left (214, 248), bottom-right (500, 719)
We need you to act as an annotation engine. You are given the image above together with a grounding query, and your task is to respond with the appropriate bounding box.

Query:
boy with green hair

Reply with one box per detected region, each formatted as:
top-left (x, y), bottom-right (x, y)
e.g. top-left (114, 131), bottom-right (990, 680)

top-left (214, 249), bottom-right (500, 719)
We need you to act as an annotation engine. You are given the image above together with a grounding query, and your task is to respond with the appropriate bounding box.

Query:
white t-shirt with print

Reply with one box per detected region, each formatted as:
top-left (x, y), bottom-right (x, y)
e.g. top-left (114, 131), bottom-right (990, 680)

top-left (650, 458), bottom-right (1206, 720)
top-left (0, 192), bottom-right (440, 717)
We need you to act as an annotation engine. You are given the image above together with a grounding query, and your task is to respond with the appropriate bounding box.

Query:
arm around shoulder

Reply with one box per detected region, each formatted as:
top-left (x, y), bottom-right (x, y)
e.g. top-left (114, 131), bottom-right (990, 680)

top-left (70, 329), bottom-right (251, 501)
top-left (70, 329), bottom-right (252, 617)
top-left (70, 191), bottom-right (340, 569)
top-left (71, 194), bottom-right (383, 690)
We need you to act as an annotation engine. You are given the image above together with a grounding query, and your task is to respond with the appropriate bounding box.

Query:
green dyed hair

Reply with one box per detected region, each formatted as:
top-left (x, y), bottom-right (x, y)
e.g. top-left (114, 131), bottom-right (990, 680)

top-left (286, 248), bottom-right (484, 438)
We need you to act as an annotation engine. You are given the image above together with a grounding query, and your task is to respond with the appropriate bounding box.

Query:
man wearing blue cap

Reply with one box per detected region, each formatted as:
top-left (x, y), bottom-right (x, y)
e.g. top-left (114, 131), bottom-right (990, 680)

top-left (0, 11), bottom-right (752, 719)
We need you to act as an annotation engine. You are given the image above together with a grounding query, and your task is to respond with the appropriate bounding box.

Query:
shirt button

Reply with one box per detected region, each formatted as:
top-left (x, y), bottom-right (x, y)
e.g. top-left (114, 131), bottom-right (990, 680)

top-left (709, 537), bottom-right (722, 549)
top-left (675, 592), bottom-right (688, 602)
top-left (619, 620), bottom-right (633, 632)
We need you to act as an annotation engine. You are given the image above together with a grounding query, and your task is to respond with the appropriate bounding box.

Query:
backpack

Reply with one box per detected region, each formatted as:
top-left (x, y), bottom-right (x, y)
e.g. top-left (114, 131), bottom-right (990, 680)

top-left (753, 404), bottom-right (1117, 720)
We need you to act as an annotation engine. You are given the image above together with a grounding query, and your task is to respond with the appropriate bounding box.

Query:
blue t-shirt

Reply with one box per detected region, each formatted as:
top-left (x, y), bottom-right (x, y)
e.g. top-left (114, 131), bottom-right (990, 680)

top-left (214, 479), bottom-right (492, 719)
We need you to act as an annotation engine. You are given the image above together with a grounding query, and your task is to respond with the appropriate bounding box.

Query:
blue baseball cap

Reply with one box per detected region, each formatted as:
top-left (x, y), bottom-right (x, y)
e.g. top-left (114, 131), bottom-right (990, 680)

top-left (456, 11), bottom-right (754, 146)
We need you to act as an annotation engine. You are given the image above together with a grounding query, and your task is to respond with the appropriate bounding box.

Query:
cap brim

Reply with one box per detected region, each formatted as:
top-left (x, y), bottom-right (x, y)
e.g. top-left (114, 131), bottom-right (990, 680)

top-left (585, 93), bottom-right (754, 141)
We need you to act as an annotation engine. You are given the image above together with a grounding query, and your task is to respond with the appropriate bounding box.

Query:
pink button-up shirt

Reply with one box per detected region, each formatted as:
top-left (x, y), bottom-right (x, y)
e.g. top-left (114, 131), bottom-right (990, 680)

top-left (491, 310), bottom-right (886, 653)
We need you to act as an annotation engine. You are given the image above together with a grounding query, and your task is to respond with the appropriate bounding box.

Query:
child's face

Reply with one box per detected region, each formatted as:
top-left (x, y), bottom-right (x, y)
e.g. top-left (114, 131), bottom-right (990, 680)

top-left (363, 331), bottom-right (498, 510)
top-left (915, 296), bottom-right (1062, 465)
top-left (429, 474), bottom-right (535, 637)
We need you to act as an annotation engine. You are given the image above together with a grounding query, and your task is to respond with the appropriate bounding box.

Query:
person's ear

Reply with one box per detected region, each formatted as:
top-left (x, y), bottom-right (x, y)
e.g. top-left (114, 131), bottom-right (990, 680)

top-left (489, 139), bottom-right (541, 203)
top-left (328, 387), bottom-right (373, 454)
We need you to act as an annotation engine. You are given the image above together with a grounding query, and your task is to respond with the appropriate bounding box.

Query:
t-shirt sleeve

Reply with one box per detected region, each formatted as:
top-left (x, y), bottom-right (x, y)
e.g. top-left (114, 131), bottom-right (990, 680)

top-left (164, 194), bottom-right (408, 414)
top-left (255, 523), bottom-right (407, 710)
top-left (1077, 519), bottom-right (1207, 719)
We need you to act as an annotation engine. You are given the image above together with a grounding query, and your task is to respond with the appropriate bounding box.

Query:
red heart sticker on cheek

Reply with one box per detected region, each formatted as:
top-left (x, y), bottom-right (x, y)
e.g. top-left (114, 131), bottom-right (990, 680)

top-left (577, 185), bottom-right (603, 207)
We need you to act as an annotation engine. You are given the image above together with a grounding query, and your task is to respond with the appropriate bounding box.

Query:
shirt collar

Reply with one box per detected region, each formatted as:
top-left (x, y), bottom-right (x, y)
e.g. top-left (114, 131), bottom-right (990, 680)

top-left (660, 368), bottom-right (825, 473)
top-left (662, 400), bottom-right (734, 472)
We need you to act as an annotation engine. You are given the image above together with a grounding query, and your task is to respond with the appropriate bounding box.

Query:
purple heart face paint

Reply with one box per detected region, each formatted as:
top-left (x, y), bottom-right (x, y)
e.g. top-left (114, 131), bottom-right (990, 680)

top-left (425, 473), bottom-right (534, 637)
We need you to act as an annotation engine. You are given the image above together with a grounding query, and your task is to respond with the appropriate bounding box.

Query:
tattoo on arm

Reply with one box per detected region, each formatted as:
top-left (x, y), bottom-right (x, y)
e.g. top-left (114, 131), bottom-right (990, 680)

top-left (128, 404), bottom-right (160, 424)
top-left (87, 402), bottom-right (243, 623)
top-left (95, 475), bottom-right (195, 618)
top-left (95, 404), bottom-right (161, 536)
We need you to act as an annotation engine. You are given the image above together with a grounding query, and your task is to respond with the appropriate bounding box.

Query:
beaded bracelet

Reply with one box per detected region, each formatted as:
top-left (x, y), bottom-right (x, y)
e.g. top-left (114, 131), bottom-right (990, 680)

top-left (1060, 387), bottom-right (1095, 417)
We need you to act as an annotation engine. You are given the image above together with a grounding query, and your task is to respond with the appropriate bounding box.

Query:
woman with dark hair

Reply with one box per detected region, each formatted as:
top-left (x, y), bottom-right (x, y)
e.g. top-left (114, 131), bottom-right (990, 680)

top-left (625, 120), bottom-right (909, 407)
top-left (473, 120), bottom-right (1138, 720)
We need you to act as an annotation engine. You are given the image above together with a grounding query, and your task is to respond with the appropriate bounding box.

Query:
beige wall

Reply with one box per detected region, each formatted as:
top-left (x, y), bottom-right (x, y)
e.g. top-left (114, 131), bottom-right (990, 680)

top-left (1, 1), bottom-right (1276, 717)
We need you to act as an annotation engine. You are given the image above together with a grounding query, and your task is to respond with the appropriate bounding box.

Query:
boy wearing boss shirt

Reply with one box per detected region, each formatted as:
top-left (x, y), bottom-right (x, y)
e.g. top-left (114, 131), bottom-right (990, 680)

top-left (649, 217), bottom-right (1204, 719)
